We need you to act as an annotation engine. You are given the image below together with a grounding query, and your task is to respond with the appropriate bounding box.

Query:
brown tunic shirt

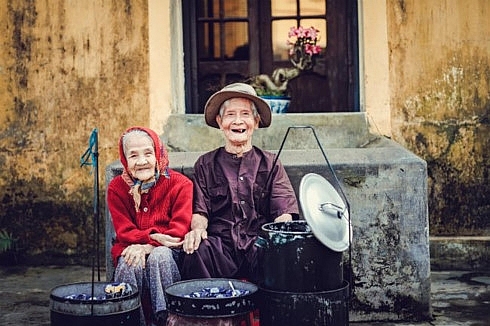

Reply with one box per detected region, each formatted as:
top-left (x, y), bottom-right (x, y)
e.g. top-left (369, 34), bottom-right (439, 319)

top-left (192, 146), bottom-right (299, 262)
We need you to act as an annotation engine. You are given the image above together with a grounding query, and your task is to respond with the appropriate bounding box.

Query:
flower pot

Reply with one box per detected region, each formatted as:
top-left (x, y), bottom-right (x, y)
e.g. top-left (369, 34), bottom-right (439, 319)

top-left (260, 96), bottom-right (291, 114)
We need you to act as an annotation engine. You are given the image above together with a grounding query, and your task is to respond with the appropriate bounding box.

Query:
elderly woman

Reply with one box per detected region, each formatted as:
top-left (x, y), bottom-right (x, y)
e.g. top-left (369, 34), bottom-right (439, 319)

top-left (107, 126), bottom-right (192, 326)
top-left (181, 83), bottom-right (299, 282)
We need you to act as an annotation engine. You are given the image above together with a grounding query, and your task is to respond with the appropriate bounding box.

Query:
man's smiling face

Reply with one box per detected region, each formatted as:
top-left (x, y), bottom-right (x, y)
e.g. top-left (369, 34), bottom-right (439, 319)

top-left (216, 98), bottom-right (259, 146)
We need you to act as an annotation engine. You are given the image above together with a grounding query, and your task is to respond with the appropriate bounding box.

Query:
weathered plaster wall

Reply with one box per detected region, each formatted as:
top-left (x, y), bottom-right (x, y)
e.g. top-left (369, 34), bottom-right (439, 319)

top-left (359, 0), bottom-right (392, 137)
top-left (0, 0), bottom-right (488, 267)
top-left (387, 0), bottom-right (490, 235)
top-left (148, 0), bottom-right (186, 132)
top-left (0, 0), bottom-right (150, 263)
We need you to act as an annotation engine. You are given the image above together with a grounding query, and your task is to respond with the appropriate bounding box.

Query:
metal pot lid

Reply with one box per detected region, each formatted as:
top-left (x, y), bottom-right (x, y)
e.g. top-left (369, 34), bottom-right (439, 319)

top-left (299, 173), bottom-right (351, 252)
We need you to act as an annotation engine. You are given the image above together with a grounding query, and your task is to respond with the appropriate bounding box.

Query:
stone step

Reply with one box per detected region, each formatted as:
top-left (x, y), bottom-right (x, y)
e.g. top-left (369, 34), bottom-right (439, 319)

top-left (162, 113), bottom-right (373, 152)
top-left (106, 143), bottom-right (432, 322)
top-left (430, 236), bottom-right (490, 271)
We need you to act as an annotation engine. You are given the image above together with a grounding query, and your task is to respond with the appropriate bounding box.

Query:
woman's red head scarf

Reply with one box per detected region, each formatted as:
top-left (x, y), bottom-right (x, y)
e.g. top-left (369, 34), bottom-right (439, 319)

top-left (118, 126), bottom-right (169, 211)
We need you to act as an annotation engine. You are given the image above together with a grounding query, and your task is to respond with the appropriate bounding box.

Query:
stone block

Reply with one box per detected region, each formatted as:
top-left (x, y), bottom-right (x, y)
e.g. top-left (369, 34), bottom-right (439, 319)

top-left (105, 139), bottom-right (430, 321)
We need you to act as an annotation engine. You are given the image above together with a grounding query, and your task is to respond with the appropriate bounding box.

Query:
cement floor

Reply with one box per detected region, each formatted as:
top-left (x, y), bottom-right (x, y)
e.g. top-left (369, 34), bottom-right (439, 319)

top-left (0, 265), bottom-right (488, 326)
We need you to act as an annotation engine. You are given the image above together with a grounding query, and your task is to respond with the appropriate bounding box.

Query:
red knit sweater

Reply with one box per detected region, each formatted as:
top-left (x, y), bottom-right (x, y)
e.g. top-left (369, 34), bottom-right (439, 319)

top-left (108, 169), bottom-right (193, 265)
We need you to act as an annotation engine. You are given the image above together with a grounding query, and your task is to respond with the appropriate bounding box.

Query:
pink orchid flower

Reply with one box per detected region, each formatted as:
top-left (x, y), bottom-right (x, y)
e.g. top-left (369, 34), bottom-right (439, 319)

top-left (288, 26), bottom-right (322, 55)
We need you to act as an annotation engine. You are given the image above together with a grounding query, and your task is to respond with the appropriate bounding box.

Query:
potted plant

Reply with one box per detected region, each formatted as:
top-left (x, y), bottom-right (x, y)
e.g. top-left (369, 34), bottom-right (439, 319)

top-left (249, 26), bottom-right (323, 113)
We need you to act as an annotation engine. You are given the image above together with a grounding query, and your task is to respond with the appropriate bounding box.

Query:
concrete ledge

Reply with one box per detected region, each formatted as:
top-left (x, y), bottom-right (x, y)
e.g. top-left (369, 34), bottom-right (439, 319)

top-left (106, 142), bottom-right (431, 322)
top-left (430, 236), bottom-right (490, 271)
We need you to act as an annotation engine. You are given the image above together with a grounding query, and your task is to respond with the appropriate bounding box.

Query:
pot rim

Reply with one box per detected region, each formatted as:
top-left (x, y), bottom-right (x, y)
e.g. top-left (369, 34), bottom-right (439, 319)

top-left (261, 220), bottom-right (312, 235)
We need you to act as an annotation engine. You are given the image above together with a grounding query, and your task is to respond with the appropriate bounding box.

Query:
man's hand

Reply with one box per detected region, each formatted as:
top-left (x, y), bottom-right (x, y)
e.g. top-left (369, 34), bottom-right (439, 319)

top-left (274, 213), bottom-right (293, 223)
top-left (183, 213), bottom-right (209, 254)
top-left (149, 233), bottom-right (184, 248)
top-left (121, 244), bottom-right (154, 268)
top-left (183, 228), bottom-right (207, 254)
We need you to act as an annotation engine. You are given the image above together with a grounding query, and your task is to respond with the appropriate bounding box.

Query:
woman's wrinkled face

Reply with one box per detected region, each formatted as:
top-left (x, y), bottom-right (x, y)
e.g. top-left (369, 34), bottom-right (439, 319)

top-left (124, 133), bottom-right (157, 182)
top-left (216, 98), bottom-right (259, 145)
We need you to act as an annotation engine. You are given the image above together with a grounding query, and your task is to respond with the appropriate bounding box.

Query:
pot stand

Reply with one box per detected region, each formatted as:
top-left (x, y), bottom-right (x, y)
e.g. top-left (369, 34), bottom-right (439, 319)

top-left (263, 125), bottom-right (353, 293)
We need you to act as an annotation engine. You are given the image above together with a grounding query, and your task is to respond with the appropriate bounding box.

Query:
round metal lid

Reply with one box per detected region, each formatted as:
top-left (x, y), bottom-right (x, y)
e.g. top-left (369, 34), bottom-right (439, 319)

top-left (299, 173), bottom-right (351, 252)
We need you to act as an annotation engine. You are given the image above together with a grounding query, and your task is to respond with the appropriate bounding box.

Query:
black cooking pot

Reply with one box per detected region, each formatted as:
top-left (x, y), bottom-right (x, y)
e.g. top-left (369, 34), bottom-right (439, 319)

top-left (164, 278), bottom-right (258, 318)
top-left (255, 220), bottom-right (343, 292)
top-left (50, 282), bottom-right (140, 326)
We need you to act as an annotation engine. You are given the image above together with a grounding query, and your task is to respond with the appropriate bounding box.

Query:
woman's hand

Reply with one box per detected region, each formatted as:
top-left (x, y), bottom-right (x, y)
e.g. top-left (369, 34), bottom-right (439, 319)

top-left (121, 244), bottom-right (154, 268)
top-left (149, 233), bottom-right (184, 248)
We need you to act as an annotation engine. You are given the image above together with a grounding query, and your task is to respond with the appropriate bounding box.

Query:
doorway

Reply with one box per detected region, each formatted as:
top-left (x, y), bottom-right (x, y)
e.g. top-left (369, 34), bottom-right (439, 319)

top-left (182, 0), bottom-right (359, 113)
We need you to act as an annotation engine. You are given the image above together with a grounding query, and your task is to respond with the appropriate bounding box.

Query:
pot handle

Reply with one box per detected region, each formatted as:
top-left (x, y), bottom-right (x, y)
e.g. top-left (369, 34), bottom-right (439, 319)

top-left (254, 236), bottom-right (269, 249)
top-left (319, 202), bottom-right (347, 219)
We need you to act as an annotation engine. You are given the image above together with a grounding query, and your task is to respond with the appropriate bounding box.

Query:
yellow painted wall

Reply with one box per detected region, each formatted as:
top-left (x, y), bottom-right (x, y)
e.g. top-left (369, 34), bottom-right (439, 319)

top-left (0, 0), bottom-right (151, 261)
top-left (386, 0), bottom-right (489, 235)
top-left (359, 0), bottom-right (392, 137)
top-left (0, 0), bottom-right (488, 264)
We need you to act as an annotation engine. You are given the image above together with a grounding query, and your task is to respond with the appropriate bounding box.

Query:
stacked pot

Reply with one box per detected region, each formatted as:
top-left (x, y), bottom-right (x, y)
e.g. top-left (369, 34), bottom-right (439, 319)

top-left (255, 173), bottom-right (351, 326)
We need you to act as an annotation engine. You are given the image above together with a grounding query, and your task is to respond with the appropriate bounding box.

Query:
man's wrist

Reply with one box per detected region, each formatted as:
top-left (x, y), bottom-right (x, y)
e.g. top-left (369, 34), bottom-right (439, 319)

top-left (191, 213), bottom-right (208, 230)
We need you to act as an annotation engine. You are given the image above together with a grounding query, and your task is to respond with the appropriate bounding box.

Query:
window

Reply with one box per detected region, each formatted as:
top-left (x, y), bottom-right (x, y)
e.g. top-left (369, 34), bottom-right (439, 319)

top-left (182, 0), bottom-right (359, 113)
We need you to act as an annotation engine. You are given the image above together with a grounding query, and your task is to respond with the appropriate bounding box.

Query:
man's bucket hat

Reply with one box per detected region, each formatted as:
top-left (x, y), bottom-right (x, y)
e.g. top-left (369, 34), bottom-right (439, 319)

top-left (204, 83), bottom-right (272, 128)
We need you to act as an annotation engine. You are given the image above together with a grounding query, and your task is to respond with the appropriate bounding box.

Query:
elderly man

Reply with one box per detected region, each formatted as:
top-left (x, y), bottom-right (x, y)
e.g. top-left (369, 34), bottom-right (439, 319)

top-left (181, 83), bottom-right (299, 282)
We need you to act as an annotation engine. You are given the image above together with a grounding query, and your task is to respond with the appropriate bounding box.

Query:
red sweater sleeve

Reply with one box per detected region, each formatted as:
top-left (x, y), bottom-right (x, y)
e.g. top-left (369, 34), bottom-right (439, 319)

top-left (165, 171), bottom-right (194, 238)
